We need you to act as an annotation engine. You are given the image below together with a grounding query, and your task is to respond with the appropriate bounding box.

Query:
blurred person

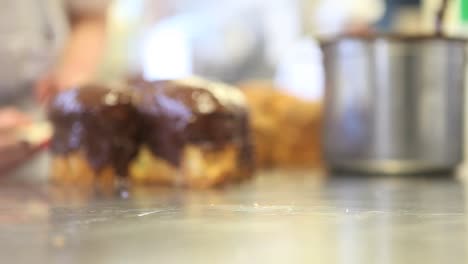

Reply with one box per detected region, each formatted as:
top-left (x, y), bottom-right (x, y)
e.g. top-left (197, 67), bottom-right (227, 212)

top-left (0, 0), bottom-right (109, 173)
top-left (137, 0), bottom-right (384, 99)
top-left (36, 0), bottom-right (110, 103)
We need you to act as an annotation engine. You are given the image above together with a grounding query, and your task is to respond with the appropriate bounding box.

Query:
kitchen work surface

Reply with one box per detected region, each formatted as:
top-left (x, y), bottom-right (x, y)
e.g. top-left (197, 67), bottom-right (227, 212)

top-left (0, 169), bottom-right (466, 264)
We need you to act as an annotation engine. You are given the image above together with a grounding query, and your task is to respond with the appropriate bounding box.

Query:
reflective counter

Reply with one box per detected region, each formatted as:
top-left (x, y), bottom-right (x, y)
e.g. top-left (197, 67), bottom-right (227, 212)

top-left (0, 166), bottom-right (466, 263)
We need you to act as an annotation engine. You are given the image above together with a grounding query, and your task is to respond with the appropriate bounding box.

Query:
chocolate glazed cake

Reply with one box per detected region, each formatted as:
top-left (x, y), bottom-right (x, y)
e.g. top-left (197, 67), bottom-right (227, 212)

top-left (130, 78), bottom-right (254, 188)
top-left (49, 85), bottom-right (140, 186)
top-left (49, 79), bottom-right (254, 188)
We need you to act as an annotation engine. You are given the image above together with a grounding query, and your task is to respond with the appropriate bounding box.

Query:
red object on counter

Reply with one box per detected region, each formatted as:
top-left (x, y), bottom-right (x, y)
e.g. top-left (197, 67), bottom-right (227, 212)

top-left (0, 123), bottom-right (52, 175)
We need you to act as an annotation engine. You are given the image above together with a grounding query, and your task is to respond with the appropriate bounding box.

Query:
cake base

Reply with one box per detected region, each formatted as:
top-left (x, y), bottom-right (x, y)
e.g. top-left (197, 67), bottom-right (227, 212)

top-left (51, 152), bottom-right (117, 188)
top-left (130, 144), bottom-right (252, 188)
top-left (51, 145), bottom-right (253, 189)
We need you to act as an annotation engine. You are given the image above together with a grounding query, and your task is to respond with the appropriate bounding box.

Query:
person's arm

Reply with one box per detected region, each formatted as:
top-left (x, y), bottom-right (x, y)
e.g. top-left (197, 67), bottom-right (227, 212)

top-left (37, 1), bottom-right (109, 103)
top-left (55, 12), bottom-right (107, 89)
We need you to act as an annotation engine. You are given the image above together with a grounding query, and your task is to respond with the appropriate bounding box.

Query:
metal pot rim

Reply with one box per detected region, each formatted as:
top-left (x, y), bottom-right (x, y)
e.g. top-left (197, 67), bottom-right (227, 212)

top-left (320, 33), bottom-right (468, 48)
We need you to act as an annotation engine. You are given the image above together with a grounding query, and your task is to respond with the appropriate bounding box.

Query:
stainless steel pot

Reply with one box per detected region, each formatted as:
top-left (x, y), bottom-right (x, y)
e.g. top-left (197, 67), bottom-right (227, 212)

top-left (322, 35), bottom-right (466, 174)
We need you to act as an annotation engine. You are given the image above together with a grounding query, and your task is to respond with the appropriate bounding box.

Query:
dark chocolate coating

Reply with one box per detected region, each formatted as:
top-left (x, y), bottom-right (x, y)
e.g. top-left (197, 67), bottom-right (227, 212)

top-left (49, 85), bottom-right (140, 177)
top-left (133, 79), bottom-right (253, 168)
top-left (50, 79), bottom-right (254, 178)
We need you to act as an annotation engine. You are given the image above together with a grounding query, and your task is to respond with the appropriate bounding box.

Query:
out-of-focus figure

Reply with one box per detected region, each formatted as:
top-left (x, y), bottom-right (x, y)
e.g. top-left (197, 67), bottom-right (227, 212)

top-left (0, 0), bottom-right (65, 103)
top-left (36, 0), bottom-right (109, 103)
top-left (0, 0), bottom-right (109, 104)
top-left (133, 0), bottom-right (384, 100)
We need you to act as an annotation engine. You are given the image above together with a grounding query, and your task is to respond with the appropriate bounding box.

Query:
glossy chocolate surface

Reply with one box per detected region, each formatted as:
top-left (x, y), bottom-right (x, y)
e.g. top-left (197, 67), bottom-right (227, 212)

top-left (50, 79), bottom-right (254, 176)
top-left (49, 85), bottom-right (140, 176)
top-left (134, 78), bottom-right (253, 167)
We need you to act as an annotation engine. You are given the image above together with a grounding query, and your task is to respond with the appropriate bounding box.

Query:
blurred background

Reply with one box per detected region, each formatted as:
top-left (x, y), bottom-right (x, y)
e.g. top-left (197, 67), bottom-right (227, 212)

top-left (95, 0), bottom-right (468, 99)
top-left (4, 0), bottom-right (468, 104)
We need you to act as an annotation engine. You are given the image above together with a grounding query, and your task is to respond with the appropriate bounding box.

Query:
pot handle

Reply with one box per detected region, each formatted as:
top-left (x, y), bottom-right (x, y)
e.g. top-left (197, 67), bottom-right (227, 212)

top-left (435, 0), bottom-right (450, 34)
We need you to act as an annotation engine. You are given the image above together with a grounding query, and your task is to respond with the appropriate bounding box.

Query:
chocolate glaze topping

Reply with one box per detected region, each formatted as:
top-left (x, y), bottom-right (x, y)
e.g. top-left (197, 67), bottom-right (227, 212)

top-left (50, 79), bottom-right (254, 177)
top-left (133, 78), bottom-right (253, 167)
top-left (49, 85), bottom-right (140, 177)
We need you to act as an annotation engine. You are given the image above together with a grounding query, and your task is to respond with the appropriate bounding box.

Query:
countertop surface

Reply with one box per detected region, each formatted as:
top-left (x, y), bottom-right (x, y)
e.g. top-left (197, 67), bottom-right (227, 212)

top-left (0, 166), bottom-right (467, 264)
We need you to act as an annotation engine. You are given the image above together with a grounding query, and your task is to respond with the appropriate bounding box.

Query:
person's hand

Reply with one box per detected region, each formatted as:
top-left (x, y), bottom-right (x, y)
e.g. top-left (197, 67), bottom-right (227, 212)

top-left (35, 67), bottom-right (92, 105)
top-left (0, 107), bottom-right (31, 131)
top-left (344, 22), bottom-right (374, 36)
top-left (0, 108), bottom-right (34, 174)
top-left (35, 73), bottom-right (59, 105)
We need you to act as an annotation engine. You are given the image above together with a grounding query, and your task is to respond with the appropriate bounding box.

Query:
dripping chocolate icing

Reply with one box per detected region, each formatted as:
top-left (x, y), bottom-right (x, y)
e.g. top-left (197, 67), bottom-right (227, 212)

top-left (133, 78), bottom-right (253, 168)
top-left (50, 78), bottom-right (254, 177)
top-left (49, 85), bottom-right (141, 177)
